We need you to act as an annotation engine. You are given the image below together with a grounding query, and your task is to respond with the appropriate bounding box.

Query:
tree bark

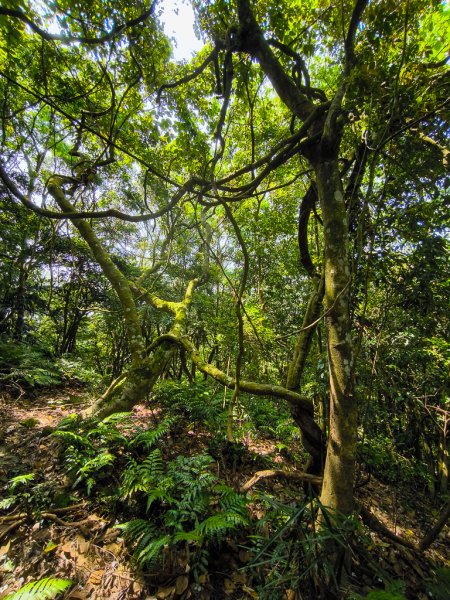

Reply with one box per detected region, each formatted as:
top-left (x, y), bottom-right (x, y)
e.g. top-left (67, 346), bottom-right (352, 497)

top-left (89, 340), bottom-right (177, 419)
top-left (315, 160), bottom-right (356, 517)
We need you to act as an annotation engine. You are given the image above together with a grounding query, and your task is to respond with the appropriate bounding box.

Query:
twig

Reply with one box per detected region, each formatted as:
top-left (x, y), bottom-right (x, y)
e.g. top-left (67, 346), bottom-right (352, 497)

top-left (0, 518), bottom-right (26, 541)
top-left (41, 512), bottom-right (93, 527)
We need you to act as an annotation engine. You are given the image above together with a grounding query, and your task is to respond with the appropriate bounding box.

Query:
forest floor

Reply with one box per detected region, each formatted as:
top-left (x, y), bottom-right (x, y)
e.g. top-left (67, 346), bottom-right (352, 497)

top-left (0, 387), bottom-right (449, 600)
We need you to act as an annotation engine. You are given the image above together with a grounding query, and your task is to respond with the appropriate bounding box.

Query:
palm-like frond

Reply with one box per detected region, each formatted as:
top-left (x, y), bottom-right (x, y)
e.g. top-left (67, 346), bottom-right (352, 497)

top-left (5, 577), bottom-right (73, 600)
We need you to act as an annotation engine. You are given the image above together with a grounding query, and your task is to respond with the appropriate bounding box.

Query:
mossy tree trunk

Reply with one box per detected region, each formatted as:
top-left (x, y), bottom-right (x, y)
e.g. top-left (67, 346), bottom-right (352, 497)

top-left (47, 177), bottom-right (196, 420)
top-left (315, 160), bottom-right (356, 516)
top-left (235, 0), bottom-right (368, 519)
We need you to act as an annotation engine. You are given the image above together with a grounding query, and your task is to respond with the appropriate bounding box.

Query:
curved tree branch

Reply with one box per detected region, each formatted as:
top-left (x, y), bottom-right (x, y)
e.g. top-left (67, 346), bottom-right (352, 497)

top-left (0, 69), bottom-right (177, 185)
top-left (0, 4), bottom-right (156, 45)
top-left (0, 162), bottom-right (191, 222)
top-left (148, 332), bottom-right (314, 415)
top-left (157, 45), bottom-right (222, 102)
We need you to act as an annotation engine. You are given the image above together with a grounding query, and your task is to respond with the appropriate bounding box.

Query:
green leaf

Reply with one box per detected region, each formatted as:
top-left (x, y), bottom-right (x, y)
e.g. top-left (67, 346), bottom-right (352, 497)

top-left (5, 577), bottom-right (73, 600)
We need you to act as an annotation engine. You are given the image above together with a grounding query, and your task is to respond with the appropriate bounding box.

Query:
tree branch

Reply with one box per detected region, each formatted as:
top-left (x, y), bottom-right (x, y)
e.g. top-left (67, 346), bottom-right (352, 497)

top-left (148, 332), bottom-right (315, 415)
top-left (157, 45), bottom-right (222, 101)
top-left (0, 4), bottom-right (156, 45)
top-left (0, 162), bottom-right (190, 222)
top-left (241, 469), bottom-right (323, 492)
top-left (237, 0), bottom-right (315, 120)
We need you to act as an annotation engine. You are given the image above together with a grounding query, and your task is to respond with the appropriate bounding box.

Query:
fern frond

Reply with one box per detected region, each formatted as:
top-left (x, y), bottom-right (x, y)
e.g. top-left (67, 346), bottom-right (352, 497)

top-left (195, 510), bottom-right (249, 538)
top-left (73, 452), bottom-right (115, 493)
top-left (5, 577), bottom-right (73, 599)
top-left (130, 417), bottom-right (176, 451)
top-left (55, 414), bottom-right (80, 431)
top-left (136, 533), bottom-right (171, 566)
top-left (78, 451), bottom-right (115, 475)
top-left (173, 529), bottom-right (202, 543)
top-left (217, 485), bottom-right (249, 517)
top-left (0, 497), bottom-right (16, 510)
top-left (118, 519), bottom-right (170, 566)
top-left (118, 518), bottom-right (157, 540)
top-left (121, 449), bottom-right (164, 498)
top-left (121, 458), bottom-right (142, 497)
top-left (146, 487), bottom-right (175, 512)
top-left (141, 448), bottom-right (163, 478)
top-left (86, 426), bottom-right (127, 445)
top-left (100, 412), bottom-right (132, 424)
top-left (51, 430), bottom-right (92, 448)
top-left (9, 473), bottom-right (34, 491)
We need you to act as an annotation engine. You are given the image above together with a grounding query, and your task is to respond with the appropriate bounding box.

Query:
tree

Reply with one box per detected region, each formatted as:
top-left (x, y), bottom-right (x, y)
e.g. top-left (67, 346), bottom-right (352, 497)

top-left (0, 0), bottom-right (448, 561)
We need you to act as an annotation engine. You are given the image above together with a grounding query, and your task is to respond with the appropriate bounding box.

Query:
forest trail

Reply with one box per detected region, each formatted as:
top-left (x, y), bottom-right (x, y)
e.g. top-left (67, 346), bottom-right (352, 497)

top-left (0, 388), bottom-right (449, 599)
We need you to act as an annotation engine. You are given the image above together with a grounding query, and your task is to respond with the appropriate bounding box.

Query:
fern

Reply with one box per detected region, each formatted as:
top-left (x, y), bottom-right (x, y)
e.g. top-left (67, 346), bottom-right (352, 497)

top-left (195, 510), bottom-right (248, 537)
top-left (74, 451), bottom-right (115, 494)
top-left (9, 473), bottom-right (34, 491)
top-left (4, 577), bottom-right (73, 599)
top-left (118, 519), bottom-right (170, 566)
top-left (52, 413), bottom-right (80, 430)
top-left (153, 380), bottom-right (226, 429)
top-left (51, 430), bottom-right (92, 447)
top-left (121, 448), bottom-right (164, 498)
top-left (129, 417), bottom-right (176, 451)
top-left (118, 518), bottom-right (157, 542)
top-left (77, 451), bottom-right (115, 476)
top-left (217, 484), bottom-right (249, 517)
top-left (118, 453), bottom-right (249, 573)
top-left (136, 533), bottom-right (171, 566)
top-left (99, 412), bottom-right (132, 425)
top-left (0, 497), bottom-right (15, 510)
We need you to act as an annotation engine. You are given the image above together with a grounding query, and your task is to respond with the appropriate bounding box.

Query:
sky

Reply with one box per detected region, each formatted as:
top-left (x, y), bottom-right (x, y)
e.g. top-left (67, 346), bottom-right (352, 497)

top-left (159, 0), bottom-right (204, 61)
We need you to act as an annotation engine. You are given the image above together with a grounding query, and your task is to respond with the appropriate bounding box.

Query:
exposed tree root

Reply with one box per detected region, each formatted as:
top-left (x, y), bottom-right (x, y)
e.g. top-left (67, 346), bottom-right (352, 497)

top-left (240, 468), bottom-right (447, 554)
top-left (0, 503), bottom-right (91, 540)
top-left (357, 504), bottom-right (416, 550)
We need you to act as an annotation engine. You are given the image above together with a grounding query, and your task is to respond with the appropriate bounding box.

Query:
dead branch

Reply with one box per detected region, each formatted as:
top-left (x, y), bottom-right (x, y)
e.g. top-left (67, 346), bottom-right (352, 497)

top-left (40, 512), bottom-right (93, 527)
top-left (419, 499), bottom-right (450, 552)
top-left (0, 518), bottom-right (26, 542)
top-left (240, 469), bottom-right (323, 492)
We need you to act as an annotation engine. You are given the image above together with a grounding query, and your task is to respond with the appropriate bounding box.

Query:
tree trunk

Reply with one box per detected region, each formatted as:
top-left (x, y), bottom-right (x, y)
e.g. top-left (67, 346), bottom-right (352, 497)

top-left (286, 277), bottom-right (326, 475)
top-left (89, 340), bottom-right (177, 419)
top-left (315, 160), bottom-right (357, 517)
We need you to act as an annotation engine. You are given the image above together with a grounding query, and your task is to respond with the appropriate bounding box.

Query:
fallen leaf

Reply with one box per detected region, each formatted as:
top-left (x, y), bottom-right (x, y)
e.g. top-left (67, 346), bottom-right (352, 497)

top-left (133, 581), bottom-right (143, 594)
top-left (43, 541), bottom-right (58, 553)
top-left (175, 576), bottom-right (189, 595)
top-left (156, 586), bottom-right (175, 599)
top-left (224, 578), bottom-right (236, 594)
top-left (105, 542), bottom-right (122, 555)
top-left (231, 571), bottom-right (246, 584)
top-left (89, 570), bottom-right (104, 585)
top-left (60, 542), bottom-right (74, 556)
top-left (0, 541), bottom-right (11, 557)
top-left (242, 584), bottom-right (258, 598)
top-left (77, 535), bottom-right (90, 554)
top-left (67, 591), bottom-right (89, 599)
top-left (239, 550), bottom-right (253, 563)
